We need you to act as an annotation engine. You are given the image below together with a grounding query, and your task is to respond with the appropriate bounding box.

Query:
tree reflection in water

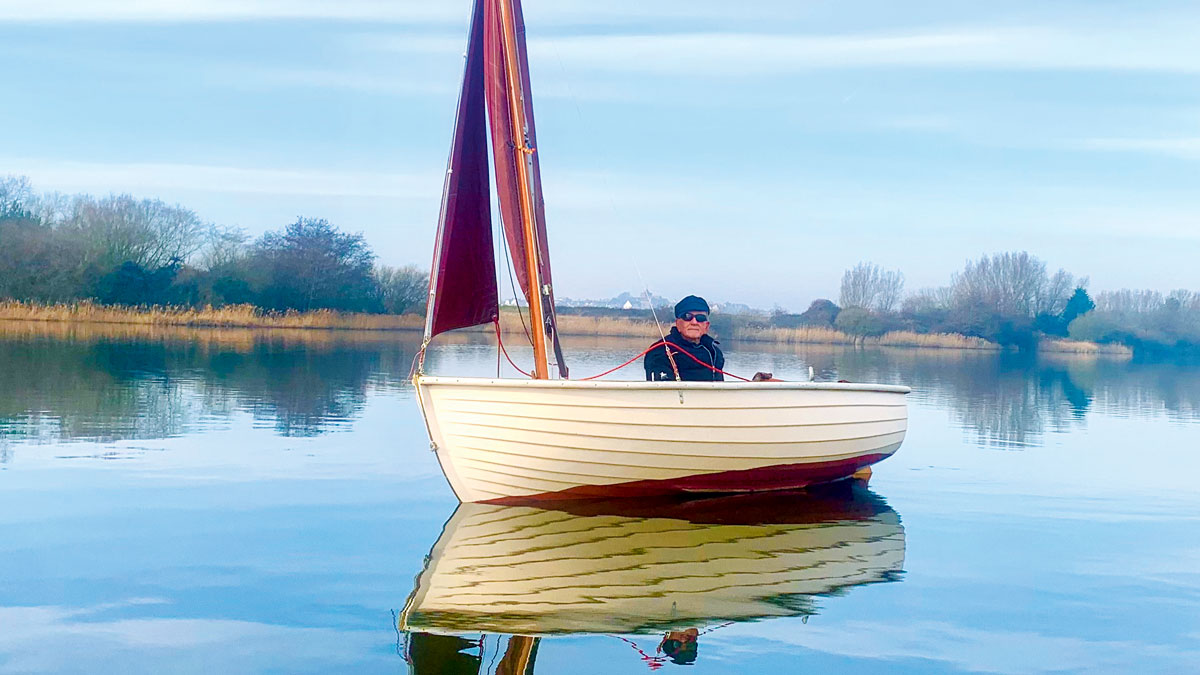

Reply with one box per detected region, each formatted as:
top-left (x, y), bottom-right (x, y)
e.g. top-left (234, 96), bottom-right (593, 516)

top-left (0, 321), bottom-right (421, 449)
top-left (798, 346), bottom-right (1200, 449)
top-left (1, 322), bottom-right (1197, 458)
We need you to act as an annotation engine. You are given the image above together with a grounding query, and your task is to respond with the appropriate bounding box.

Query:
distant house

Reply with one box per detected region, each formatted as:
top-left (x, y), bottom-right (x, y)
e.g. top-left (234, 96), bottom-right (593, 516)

top-left (622, 300), bottom-right (633, 310)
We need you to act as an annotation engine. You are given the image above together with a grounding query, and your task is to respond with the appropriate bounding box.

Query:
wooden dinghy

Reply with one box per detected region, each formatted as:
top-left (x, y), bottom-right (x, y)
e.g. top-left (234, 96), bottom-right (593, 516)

top-left (412, 0), bottom-right (910, 503)
top-left (399, 487), bottom-right (905, 636)
top-left (416, 377), bottom-right (909, 503)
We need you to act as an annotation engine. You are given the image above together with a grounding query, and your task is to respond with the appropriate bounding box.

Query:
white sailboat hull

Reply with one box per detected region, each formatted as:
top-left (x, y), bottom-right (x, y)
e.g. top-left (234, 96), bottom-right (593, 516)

top-left (415, 376), bottom-right (910, 503)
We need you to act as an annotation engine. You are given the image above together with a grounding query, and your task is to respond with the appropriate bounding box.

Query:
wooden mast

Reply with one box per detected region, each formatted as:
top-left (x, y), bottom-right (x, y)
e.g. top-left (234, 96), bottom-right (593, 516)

top-left (496, 0), bottom-right (550, 379)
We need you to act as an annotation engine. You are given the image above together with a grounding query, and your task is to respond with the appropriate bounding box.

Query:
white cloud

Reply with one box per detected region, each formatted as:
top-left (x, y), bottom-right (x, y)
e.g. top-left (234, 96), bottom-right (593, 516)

top-left (527, 26), bottom-right (1200, 75)
top-left (205, 64), bottom-right (457, 96)
top-left (1075, 137), bottom-right (1200, 160)
top-left (350, 17), bottom-right (1200, 78)
top-left (4, 157), bottom-right (723, 213)
top-left (5, 157), bottom-right (440, 199)
top-left (878, 115), bottom-right (960, 132)
top-left (0, 0), bottom-right (797, 25)
top-left (0, 0), bottom-right (462, 24)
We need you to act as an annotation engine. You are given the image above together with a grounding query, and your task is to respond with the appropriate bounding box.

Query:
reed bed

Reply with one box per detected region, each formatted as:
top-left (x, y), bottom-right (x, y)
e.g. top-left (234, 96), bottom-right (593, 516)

top-left (1038, 337), bottom-right (1133, 356)
top-left (0, 317), bottom-right (453, 351)
top-left (503, 310), bottom-right (1004, 350)
top-left (4, 301), bottom-right (1081, 354)
top-left (0, 301), bottom-right (424, 331)
top-left (498, 310), bottom-right (661, 339)
top-left (728, 325), bottom-right (857, 345)
top-left (873, 331), bottom-right (1001, 350)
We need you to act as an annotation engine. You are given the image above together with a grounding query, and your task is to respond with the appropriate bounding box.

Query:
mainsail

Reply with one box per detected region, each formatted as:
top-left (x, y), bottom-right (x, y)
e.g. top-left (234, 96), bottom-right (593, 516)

top-left (426, 0), bottom-right (567, 378)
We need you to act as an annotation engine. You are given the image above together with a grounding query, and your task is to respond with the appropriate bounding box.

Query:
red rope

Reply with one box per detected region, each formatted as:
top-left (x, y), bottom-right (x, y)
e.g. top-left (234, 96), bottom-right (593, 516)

top-left (664, 342), bottom-right (752, 382)
top-left (494, 322), bottom-right (533, 378)
top-left (576, 339), bottom-right (752, 382)
top-left (576, 340), bottom-right (668, 380)
top-left (495, 322), bottom-right (753, 382)
top-left (609, 635), bottom-right (667, 670)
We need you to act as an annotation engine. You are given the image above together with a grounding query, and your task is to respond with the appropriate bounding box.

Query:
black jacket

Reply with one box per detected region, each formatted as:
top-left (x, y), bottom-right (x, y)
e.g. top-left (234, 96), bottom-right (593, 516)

top-left (644, 327), bottom-right (724, 381)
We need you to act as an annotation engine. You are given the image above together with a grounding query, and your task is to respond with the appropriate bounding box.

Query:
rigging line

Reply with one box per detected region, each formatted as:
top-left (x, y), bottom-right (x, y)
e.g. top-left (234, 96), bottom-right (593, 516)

top-left (635, 261), bottom-right (681, 381)
top-left (498, 213), bottom-right (533, 345)
top-left (494, 192), bottom-right (503, 377)
top-left (494, 321), bottom-right (533, 378)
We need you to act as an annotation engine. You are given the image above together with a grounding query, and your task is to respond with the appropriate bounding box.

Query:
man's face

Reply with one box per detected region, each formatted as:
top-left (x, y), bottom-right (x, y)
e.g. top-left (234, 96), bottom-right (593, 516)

top-left (675, 311), bottom-right (709, 341)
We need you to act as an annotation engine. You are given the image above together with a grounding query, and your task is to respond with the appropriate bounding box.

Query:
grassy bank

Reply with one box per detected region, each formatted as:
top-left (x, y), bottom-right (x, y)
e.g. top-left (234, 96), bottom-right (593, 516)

top-left (0, 300), bottom-right (424, 331)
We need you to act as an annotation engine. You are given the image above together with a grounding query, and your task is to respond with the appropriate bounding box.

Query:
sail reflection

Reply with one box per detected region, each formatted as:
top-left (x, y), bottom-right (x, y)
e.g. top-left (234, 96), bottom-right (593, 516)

top-left (399, 484), bottom-right (904, 671)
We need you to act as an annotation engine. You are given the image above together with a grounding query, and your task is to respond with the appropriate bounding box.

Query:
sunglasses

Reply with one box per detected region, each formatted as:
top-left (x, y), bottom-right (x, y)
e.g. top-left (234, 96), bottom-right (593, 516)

top-left (678, 312), bottom-right (708, 323)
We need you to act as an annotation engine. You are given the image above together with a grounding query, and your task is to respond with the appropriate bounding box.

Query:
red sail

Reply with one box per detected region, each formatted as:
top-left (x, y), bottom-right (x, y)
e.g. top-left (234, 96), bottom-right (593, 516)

top-left (426, 0), bottom-right (498, 339)
top-left (482, 0), bottom-right (568, 377)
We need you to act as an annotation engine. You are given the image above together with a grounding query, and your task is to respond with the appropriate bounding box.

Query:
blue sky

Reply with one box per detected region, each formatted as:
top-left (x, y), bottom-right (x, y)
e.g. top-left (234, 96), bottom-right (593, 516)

top-left (2, 0), bottom-right (1199, 309)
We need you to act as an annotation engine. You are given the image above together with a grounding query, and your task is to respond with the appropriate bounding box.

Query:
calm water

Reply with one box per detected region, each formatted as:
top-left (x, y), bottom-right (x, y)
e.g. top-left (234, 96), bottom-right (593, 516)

top-left (1, 321), bottom-right (1198, 674)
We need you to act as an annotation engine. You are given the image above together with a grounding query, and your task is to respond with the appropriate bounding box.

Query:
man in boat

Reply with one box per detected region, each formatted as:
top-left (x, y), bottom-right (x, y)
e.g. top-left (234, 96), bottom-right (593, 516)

top-left (644, 295), bottom-right (725, 381)
top-left (658, 628), bottom-right (699, 665)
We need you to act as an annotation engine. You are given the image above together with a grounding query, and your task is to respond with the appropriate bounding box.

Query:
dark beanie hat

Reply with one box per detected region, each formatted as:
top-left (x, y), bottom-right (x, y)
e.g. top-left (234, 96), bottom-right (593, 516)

top-left (674, 295), bottom-right (710, 318)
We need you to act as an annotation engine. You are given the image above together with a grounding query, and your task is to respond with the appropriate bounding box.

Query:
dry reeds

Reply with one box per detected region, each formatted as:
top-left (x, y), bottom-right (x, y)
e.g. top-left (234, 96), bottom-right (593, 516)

top-left (0, 300), bottom-right (424, 331)
top-left (873, 331), bottom-right (1001, 350)
top-left (1, 301), bottom-right (1021, 353)
top-left (727, 325), bottom-right (857, 345)
top-left (718, 325), bottom-right (1000, 350)
top-left (498, 309), bottom-right (660, 338)
top-left (1038, 337), bottom-right (1133, 356)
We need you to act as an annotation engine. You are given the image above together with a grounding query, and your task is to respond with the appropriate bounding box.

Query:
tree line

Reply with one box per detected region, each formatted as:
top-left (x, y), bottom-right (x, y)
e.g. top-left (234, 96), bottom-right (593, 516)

top-left (0, 176), bottom-right (427, 315)
top-left (770, 253), bottom-right (1198, 356)
top-left (4, 175), bottom-right (1196, 356)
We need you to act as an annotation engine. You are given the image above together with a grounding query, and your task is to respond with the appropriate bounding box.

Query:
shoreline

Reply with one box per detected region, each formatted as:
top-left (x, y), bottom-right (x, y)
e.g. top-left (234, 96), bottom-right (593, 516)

top-left (0, 301), bottom-right (1132, 356)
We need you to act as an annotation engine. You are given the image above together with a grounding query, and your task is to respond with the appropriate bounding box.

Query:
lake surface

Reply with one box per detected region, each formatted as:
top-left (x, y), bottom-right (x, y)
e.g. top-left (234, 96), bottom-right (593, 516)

top-left (1, 321), bottom-right (1197, 674)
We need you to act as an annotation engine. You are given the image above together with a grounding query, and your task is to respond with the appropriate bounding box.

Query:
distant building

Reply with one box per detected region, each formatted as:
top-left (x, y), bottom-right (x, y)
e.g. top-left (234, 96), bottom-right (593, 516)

top-left (622, 300), bottom-right (633, 310)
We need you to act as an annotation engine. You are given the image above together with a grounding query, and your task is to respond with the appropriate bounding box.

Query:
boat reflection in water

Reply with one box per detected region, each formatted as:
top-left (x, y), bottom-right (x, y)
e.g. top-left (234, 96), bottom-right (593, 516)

top-left (399, 482), bottom-right (905, 672)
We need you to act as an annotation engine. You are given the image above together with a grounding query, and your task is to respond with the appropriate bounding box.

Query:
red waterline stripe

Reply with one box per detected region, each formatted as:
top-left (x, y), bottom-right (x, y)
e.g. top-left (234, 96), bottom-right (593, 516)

top-left (483, 452), bottom-right (891, 505)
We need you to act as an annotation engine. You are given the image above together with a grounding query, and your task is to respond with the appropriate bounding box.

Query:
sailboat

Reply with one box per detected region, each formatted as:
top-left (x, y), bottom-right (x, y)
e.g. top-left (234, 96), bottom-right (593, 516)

top-left (413, 0), bottom-right (911, 504)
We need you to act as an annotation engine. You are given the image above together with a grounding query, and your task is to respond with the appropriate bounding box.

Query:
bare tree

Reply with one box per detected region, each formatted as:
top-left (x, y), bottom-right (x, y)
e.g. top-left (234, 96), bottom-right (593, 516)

top-left (375, 264), bottom-right (429, 315)
top-left (949, 251), bottom-right (1073, 318)
top-left (1168, 289), bottom-right (1200, 312)
top-left (903, 286), bottom-right (954, 313)
top-left (64, 194), bottom-right (208, 270)
top-left (30, 191), bottom-right (71, 225)
top-left (0, 175), bottom-right (34, 214)
top-left (1096, 289), bottom-right (1165, 315)
top-left (200, 225), bottom-right (249, 271)
top-left (1036, 269), bottom-right (1079, 316)
top-left (840, 262), bottom-right (905, 312)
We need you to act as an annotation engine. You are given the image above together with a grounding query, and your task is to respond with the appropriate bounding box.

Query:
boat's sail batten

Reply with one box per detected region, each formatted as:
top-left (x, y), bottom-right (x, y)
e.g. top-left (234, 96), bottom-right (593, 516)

top-left (426, 0), bottom-right (499, 339)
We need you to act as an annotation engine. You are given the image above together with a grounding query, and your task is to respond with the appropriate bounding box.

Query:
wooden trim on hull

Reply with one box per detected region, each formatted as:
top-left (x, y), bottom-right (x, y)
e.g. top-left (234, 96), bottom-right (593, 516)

top-left (485, 452), bottom-right (892, 505)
